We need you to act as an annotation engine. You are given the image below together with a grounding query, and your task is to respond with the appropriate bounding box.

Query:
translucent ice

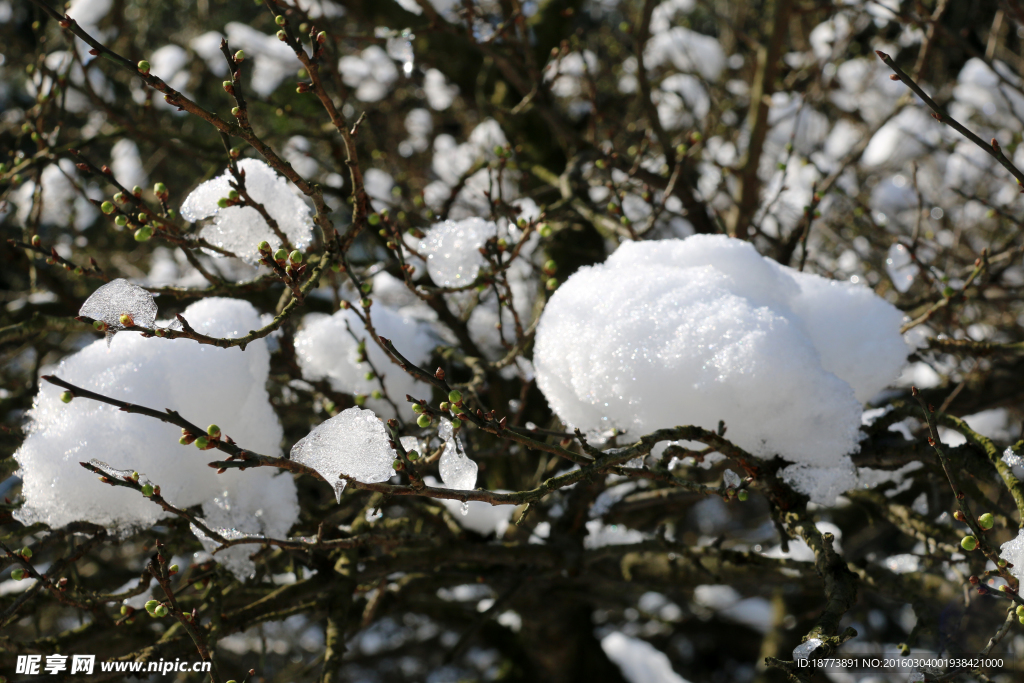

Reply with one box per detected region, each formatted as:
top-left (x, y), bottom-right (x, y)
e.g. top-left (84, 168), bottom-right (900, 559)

top-left (79, 278), bottom-right (158, 343)
top-left (722, 469), bottom-right (741, 488)
top-left (181, 158), bottom-right (313, 264)
top-left (1000, 529), bottom-right (1024, 583)
top-left (15, 297), bottom-right (299, 539)
top-left (437, 418), bottom-right (478, 491)
top-left (886, 243), bottom-right (919, 293)
top-left (293, 305), bottom-right (435, 418)
top-left (422, 217), bottom-right (498, 288)
top-left (290, 407), bottom-right (397, 502)
top-left (534, 235), bottom-right (908, 469)
top-left (792, 638), bottom-right (822, 661)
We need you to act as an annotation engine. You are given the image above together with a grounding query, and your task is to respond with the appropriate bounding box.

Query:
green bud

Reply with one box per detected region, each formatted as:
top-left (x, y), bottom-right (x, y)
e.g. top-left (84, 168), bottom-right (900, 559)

top-left (277, 30), bottom-right (286, 41)
top-left (360, 298), bottom-right (372, 309)
top-left (31, 234), bottom-right (41, 246)
top-left (392, 459), bottom-right (402, 470)
top-left (776, 163), bottom-right (786, 171)
top-left (120, 313), bottom-right (134, 326)
top-left (131, 471), bottom-right (139, 481)
top-left (154, 182), bottom-right (167, 195)
top-left (228, 189), bottom-right (239, 200)
top-left (999, 559), bottom-right (1008, 567)
top-left (154, 605), bottom-right (168, 617)
top-left (223, 80), bottom-right (233, 91)
top-left (179, 436), bottom-right (190, 445)
top-left (407, 450), bottom-right (419, 461)
top-left (439, 402), bottom-right (450, 412)
top-left (115, 215), bottom-right (128, 227)
top-left (217, 198), bottom-right (230, 208)
top-left (60, 391), bottom-right (73, 403)
top-left (1016, 605), bottom-right (1024, 618)
top-left (416, 414), bottom-right (431, 428)
top-left (93, 320), bottom-right (106, 331)
top-left (231, 106), bottom-right (242, 117)
top-left (289, 250), bottom-right (302, 263)
top-left (168, 564), bottom-right (179, 574)
top-left (145, 600), bottom-right (159, 612)
top-left (194, 436), bottom-right (209, 449)
top-left (364, 371), bottom-right (375, 381)
top-left (11, 569), bottom-right (25, 581)
top-left (19, 547), bottom-right (32, 558)
top-left (275, 14), bottom-right (286, 25)
top-left (943, 286), bottom-right (955, 298)
top-left (448, 390), bottom-right (463, 403)
top-left (141, 484), bottom-right (154, 497)
top-left (114, 192), bottom-right (125, 203)
top-left (258, 240), bottom-right (271, 252)
top-left (368, 213), bottom-right (381, 225)
top-left (450, 418), bottom-right (462, 429)
top-left (234, 50), bottom-right (245, 62)
top-left (961, 535), bottom-right (978, 551)
top-left (274, 248), bottom-right (288, 261)
top-left (330, 261), bottom-right (342, 272)
top-left (207, 424), bottom-right (221, 437)
top-left (361, 282), bottom-right (372, 293)
top-left (544, 259), bottom-right (557, 272)
top-left (354, 394), bottom-right (367, 406)
top-left (737, 490), bottom-right (748, 501)
top-left (411, 403), bottom-right (425, 414)
top-left (371, 390), bottom-right (382, 399)
top-left (134, 226), bottom-right (153, 241)
top-left (121, 605), bottom-right (129, 615)
top-left (539, 224), bottom-right (553, 238)
top-left (132, 185), bottom-right (143, 196)
top-left (979, 513), bottom-right (995, 530)
top-left (101, 200), bottom-right (115, 214)
top-left (546, 277), bottom-right (558, 290)
top-left (137, 60), bottom-right (151, 74)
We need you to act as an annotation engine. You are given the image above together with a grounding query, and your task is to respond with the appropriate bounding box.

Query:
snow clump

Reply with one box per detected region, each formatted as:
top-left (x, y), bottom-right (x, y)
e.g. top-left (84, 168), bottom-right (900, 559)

top-left (15, 298), bottom-right (299, 549)
top-left (290, 407), bottom-right (398, 502)
top-left (422, 217), bottom-right (498, 288)
top-left (437, 418), bottom-right (478, 493)
top-left (181, 159), bottom-right (313, 264)
top-left (534, 235), bottom-right (908, 469)
top-left (1000, 529), bottom-right (1024, 583)
top-left (293, 305), bottom-right (435, 418)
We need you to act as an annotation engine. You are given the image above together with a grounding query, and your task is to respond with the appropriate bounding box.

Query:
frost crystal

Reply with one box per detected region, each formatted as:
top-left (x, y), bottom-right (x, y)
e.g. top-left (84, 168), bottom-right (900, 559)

top-left (294, 305), bottom-right (434, 418)
top-left (792, 638), bottom-right (822, 661)
top-left (79, 278), bottom-right (158, 343)
top-left (180, 159), bottom-right (313, 264)
top-left (15, 298), bottom-right (298, 538)
top-left (422, 217), bottom-right (498, 287)
top-left (886, 243), bottom-right (919, 293)
top-left (534, 235), bottom-right (908, 469)
top-left (437, 418), bottom-right (478, 491)
top-left (291, 407), bottom-right (397, 502)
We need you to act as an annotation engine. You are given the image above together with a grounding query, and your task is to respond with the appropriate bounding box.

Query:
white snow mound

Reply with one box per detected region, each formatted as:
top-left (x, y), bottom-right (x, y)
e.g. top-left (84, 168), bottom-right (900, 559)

top-left (15, 298), bottom-right (299, 545)
top-left (533, 235), bottom-right (908, 467)
top-left (181, 158), bottom-right (313, 264)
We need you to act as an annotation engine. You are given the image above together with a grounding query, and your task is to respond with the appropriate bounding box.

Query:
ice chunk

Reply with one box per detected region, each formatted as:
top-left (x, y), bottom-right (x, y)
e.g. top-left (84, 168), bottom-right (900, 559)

top-left (601, 632), bottom-right (693, 683)
top-left (534, 235), bottom-right (908, 469)
top-left (886, 243), bottom-right (919, 293)
top-left (293, 305), bottom-right (434, 418)
top-left (180, 158), bottom-right (313, 264)
top-left (438, 432), bottom-right (478, 492)
top-left (422, 217), bottom-right (498, 287)
top-left (722, 469), bottom-right (741, 488)
top-left (15, 298), bottom-right (298, 539)
top-left (290, 407), bottom-right (397, 502)
top-left (792, 638), bottom-right (822, 661)
top-left (79, 278), bottom-right (159, 343)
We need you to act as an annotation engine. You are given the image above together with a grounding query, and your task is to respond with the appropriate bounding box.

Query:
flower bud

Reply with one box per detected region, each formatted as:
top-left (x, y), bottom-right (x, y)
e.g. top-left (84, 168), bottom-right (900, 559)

top-left (31, 234), bottom-right (41, 246)
top-left (119, 313), bottom-right (135, 326)
top-left (168, 564), bottom-right (179, 574)
top-left (217, 197), bottom-right (230, 208)
top-left (737, 490), bottom-right (748, 501)
top-left (231, 106), bottom-right (241, 117)
top-left (222, 80), bottom-right (233, 92)
top-left (131, 471), bottom-right (139, 481)
top-left (101, 200), bottom-right (115, 214)
top-left (407, 450), bottom-right (419, 461)
top-left (411, 403), bottom-right (424, 414)
top-left (448, 390), bottom-right (463, 403)
top-left (979, 513), bottom-right (994, 530)
top-left (19, 547), bottom-right (32, 559)
top-left (416, 414), bottom-right (431, 428)
top-left (539, 224), bottom-right (553, 238)
top-left (371, 390), bottom-right (382, 399)
top-left (134, 226), bottom-right (153, 241)
top-left (141, 484), bottom-right (154, 497)
top-left (546, 278), bottom-right (558, 290)
top-left (450, 418), bottom-right (462, 429)
top-left (60, 391), bottom-right (73, 403)
top-left (364, 371), bottom-right (375, 381)
top-left (121, 605), bottom-right (129, 615)
top-left (194, 436), bottom-right (209, 449)
top-left (360, 298), bottom-right (372, 309)
top-left (207, 424), bottom-right (221, 438)
top-left (145, 600), bottom-right (159, 613)
top-left (354, 394), bottom-right (367, 406)
top-left (93, 320), bottom-right (107, 331)
top-left (275, 14), bottom-right (286, 25)
top-left (289, 250), bottom-right (303, 263)
top-left (961, 535), bottom-right (978, 551)
top-left (392, 459), bottom-right (403, 470)
top-left (115, 215), bottom-right (128, 227)
top-left (258, 240), bottom-right (271, 252)
top-left (234, 50), bottom-right (245, 61)
top-left (274, 248), bottom-right (288, 261)
top-left (137, 60), bottom-right (151, 74)
top-left (154, 605), bottom-right (168, 617)
top-left (277, 30), bottom-right (286, 41)
top-left (439, 402), bottom-right (450, 412)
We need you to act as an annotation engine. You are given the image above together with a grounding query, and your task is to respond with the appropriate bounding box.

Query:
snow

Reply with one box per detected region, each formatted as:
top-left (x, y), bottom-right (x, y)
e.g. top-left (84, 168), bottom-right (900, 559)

top-left (886, 243), bottom-right (918, 293)
top-left (422, 217), bottom-right (498, 287)
top-left (14, 298), bottom-right (299, 552)
top-left (424, 68), bottom-right (458, 110)
top-left (338, 45), bottom-right (398, 102)
top-left (290, 407), bottom-right (397, 502)
top-left (79, 278), bottom-right (158, 342)
top-left (534, 235), bottom-right (908, 471)
top-left (293, 305), bottom-right (435, 418)
top-left (110, 139), bottom-right (147, 191)
top-left (180, 158), bottom-right (314, 264)
top-left (601, 632), bottom-right (692, 683)
top-left (1000, 529), bottom-right (1024, 583)
top-left (12, 160), bottom-right (99, 230)
top-left (224, 22), bottom-right (298, 96)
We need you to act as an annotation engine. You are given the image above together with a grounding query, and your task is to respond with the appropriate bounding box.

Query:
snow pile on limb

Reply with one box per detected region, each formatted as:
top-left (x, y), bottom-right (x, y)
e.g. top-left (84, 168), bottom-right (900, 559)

top-left (15, 298), bottom-right (298, 548)
top-left (79, 278), bottom-right (158, 344)
top-left (293, 305), bottom-right (435, 418)
top-left (534, 235), bottom-right (908, 469)
top-left (181, 158), bottom-right (313, 264)
top-left (290, 407), bottom-right (398, 502)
